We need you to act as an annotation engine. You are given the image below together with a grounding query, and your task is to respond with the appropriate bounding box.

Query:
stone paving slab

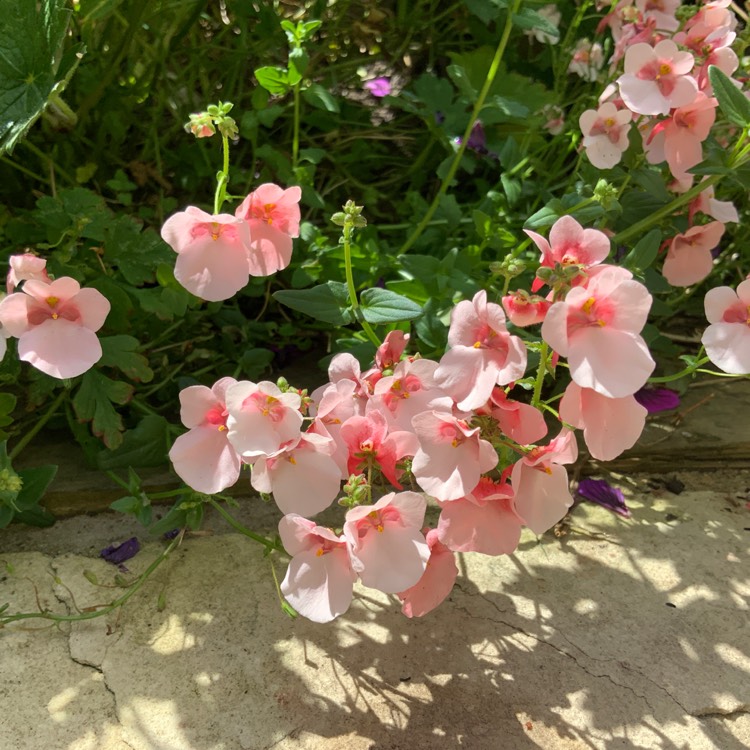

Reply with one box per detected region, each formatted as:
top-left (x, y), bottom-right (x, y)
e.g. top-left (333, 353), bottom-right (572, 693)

top-left (2, 479), bottom-right (749, 749)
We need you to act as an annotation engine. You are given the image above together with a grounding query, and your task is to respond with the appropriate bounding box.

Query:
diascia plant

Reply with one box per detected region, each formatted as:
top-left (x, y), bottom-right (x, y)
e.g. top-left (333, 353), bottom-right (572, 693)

top-left (1, 1), bottom-right (749, 627)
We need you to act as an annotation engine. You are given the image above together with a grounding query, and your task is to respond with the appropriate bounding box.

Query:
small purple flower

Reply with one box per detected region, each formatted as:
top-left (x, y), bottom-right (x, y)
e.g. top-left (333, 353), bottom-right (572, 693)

top-left (466, 121), bottom-right (486, 151)
top-left (100, 537), bottom-right (141, 565)
top-left (364, 77), bottom-right (391, 98)
top-left (633, 386), bottom-right (680, 413)
top-left (577, 479), bottom-right (631, 518)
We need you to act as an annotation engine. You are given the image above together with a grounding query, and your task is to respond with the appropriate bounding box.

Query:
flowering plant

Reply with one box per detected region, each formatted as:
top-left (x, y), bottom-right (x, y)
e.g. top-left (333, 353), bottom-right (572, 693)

top-left (0, 0), bottom-right (749, 626)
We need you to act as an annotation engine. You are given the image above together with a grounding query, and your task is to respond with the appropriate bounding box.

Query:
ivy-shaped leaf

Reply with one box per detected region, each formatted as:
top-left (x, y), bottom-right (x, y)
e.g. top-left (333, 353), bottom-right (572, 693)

top-left (73, 370), bottom-right (133, 449)
top-left (0, 0), bottom-right (84, 154)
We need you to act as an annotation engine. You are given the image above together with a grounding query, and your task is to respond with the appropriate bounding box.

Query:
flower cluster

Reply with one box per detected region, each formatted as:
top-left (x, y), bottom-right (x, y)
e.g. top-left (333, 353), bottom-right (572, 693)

top-left (160, 183), bottom-right (301, 301)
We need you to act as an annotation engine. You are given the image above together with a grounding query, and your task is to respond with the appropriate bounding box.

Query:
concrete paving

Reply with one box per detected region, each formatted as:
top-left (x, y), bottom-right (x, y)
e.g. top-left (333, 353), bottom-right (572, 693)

top-left (1, 474), bottom-right (749, 749)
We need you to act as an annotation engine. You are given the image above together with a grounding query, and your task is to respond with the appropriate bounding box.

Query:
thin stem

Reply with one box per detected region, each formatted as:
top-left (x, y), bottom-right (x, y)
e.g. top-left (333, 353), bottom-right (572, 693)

top-left (213, 134), bottom-right (231, 215)
top-left (9, 390), bottom-right (68, 461)
top-left (208, 498), bottom-right (283, 553)
top-left (0, 536), bottom-right (180, 626)
top-left (397, 0), bottom-right (523, 255)
top-left (343, 227), bottom-right (381, 347)
top-left (531, 341), bottom-right (550, 409)
top-left (292, 82), bottom-right (301, 171)
top-left (648, 356), bottom-right (711, 383)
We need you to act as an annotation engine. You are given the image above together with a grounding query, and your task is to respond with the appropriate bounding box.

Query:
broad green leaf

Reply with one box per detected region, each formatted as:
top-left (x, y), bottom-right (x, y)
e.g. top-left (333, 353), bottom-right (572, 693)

top-left (239, 347), bottom-right (274, 379)
top-left (73, 370), bottom-right (133, 449)
top-left (446, 64), bottom-right (477, 101)
top-left (0, 0), bottom-right (84, 154)
top-left (274, 281), bottom-right (353, 325)
top-left (15, 465), bottom-right (57, 511)
top-left (100, 336), bottom-right (154, 383)
top-left (255, 66), bottom-right (291, 96)
top-left (623, 229), bottom-right (661, 273)
top-left (302, 84), bottom-right (340, 113)
top-left (14, 505), bottom-right (56, 527)
top-left (513, 8), bottom-right (560, 42)
top-left (463, 0), bottom-right (506, 23)
top-left (0, 504), bottom-right (14, 528)
top-left (709, 66), bottom-right (750, 128)
top-left (98, 415), bottom-right (170, 470)
top-left (288, 47), bottom-right (308, 85)
top-left (360, 288), bottom-right (422, 324)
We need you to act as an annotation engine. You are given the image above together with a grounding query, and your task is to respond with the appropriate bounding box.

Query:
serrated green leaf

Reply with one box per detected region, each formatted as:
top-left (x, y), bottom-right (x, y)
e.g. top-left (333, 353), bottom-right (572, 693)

top-left (0, 0), bottom-right (84, 154)
top-left (274, 281), bottom-right (353, 325)
top-left (255, 66), bottom-right (291, 96)
top-left (73, 370), bottom-right (132, 449)
top-left (99, 336), bottom-right (154, 383)
top-left (360, 288), bottom-right (422, 324)
top-left (708, 66), bottom-right (750, 128)
top-left (98, 415), bottom-right (170, 470)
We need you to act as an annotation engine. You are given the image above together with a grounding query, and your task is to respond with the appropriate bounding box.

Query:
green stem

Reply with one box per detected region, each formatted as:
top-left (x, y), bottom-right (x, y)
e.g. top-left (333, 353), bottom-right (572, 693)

top-left (208, 498), bottom-right (283, 553)
top-left (213, 134), bottom-right (231, 215)
top-left (531, 341), bottom-right (550, 409)
top-left (648, 356), bottom-right (711, 383)
top-left (343, 226), bottom-right (381, 347)
top-left (292, 82), bottom-right (301, 171)
top-left (9, 390), bottom-right (68, 461)
top-left (397, 0), bottom-right (522, 255)
top-left (0, 537), bottom-right (180, 626)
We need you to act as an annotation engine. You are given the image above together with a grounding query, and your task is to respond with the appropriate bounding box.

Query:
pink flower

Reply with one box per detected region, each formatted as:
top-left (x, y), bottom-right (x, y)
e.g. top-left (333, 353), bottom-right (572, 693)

top-left (0, 277), bottom-right (110, 378)
top-left (662, 222), bottom-right (724, 287)
top-left (542, 265), bottom-right (655, 398)
top-left (559, 381), bottom-right (647, 461)
top-left (398, 529), bottom-right (458, 618)
top-left (501, 290), bottom-right (551, 327)
top-left (644, 93), bottom-right (717, 184)
top-left (437, 478), bottom-right (523, 555)
top-left (511, 429), bottom-right (578, 535)
top-left (279, 515), bottom-right (356, 623)
top-left (340, 411), bottom-right (417, 489)
top-left (370, 357), bottom-right (452, 433)
top-left (701, 279), bottom-right (750, 374)
top-left (168, 377), bottom-right (242, 494)
top-left (568, 38), bottom-right (605, 81)
top-left (251, 432), bottom-right (341, 516)
top-left (161, 206), bottom-right (253, 301)
top-left (363, 77), bottom-right (391, 97)
top-left (344, 491), bottom-right (429, 594)
top-left (688, 183), bottom-right (738, 225)
top-left (434, 290), bottom-right (527, 411)
top-left (579, 102), bottom-right (632, 169)
top-left (375, 329), bottom-right (409, 370)
top-left (225, 380), bottom-right (303, 459)
top-left (618, 40), bottom-right (698, 116)
top-left (6, 254), bottom-right (50, 294)
top-left (635, 0), bottom-right (680, 33)
top-left (411, 411), bottom-right (498, 502)
top-left (488, 388), bottom-right (548, 446)
top-left (525, 215), bottom-right (611, 292)
top-left (234, 183), bottom-right (301, 276)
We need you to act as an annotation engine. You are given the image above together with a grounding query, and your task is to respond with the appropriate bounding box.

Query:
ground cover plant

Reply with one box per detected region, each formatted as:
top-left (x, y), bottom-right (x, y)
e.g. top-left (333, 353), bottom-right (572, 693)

top-left (1, 0), bottom-right (749, 625)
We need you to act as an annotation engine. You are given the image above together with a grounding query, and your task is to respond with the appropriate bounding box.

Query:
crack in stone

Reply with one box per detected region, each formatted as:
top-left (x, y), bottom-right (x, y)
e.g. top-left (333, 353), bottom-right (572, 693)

top-left (693, 704), bottom-right (750, 718)
top-left (453, 584), bottom-right (687, 718)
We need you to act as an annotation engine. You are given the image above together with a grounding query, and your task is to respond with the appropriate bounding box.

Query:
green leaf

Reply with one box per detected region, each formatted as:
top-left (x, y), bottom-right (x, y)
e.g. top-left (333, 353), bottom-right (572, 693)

top-left (99, 336), bottom-right (154, 383)
top-left (360, 289), bottom-right (422, 324)
top-left (0, 0), bottom-right (84, 154)
top-left (302, 84), bottom-right (340, 113)
top-left (623, 229), bottom-right (661, 273)
top-left (274, 281), bottom-right (353, 325)
top-left (239, 347), bottom-right (274, 380)
top-left (14, 505), bottom-right (56, 528)
top-left (254, 66), bottom-right (291, 96)
top-left (446, 64), bottom-right (477, 101)
top-left (463, 0), bottom-right (506, 23)
top-left (0, 504), bottom-right (13, 529)
top-left (98, 415), bottom-right (170, 470)
top-left (14, 465), bottom-right (57, 511)
top-left (73, 370), bottom-right (133, 449)
top-left (708, 66), bottom-right (750, 128)
top-left (513, 8), bottom-right (560, 42)
top-left (288, 46), bottom-right (308, 85)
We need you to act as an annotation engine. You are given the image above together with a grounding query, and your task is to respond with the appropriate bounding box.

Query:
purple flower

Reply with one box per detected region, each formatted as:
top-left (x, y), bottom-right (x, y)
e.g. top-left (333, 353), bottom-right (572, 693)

top-left (577, 479), bottom-right (631, 518)
top-left (633, 386), bottom-right (680, 413)
top-left (100, 537), bottom-right (141, 565)
top-left (364, 77), bottom-right (391, 98)
top-left (466, 121), bottom-right (486, 151)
